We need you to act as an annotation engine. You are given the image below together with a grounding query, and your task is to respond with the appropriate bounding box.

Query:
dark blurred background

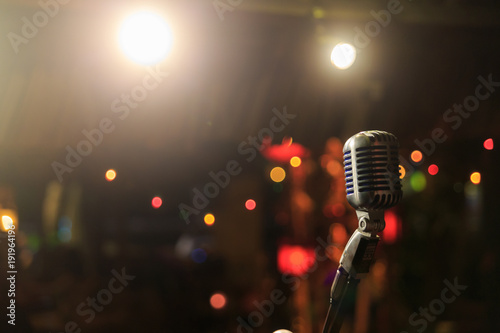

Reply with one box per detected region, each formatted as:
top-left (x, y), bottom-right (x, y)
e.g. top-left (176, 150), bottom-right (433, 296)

top-left (0, 0), bottom-right (499, 332)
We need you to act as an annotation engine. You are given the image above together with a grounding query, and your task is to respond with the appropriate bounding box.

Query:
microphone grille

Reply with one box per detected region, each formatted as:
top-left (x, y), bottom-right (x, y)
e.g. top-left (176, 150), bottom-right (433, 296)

top-left (343, 130), bottom-right (403, 210)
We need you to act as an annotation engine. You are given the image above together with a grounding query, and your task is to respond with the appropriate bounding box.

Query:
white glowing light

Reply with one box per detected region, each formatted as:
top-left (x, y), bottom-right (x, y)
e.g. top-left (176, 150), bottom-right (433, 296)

top-left (118, 11), bottom-right (173, 65)
top-left (2, 215), bottom-right (13, 230)
top-left (331, 43), bottom-right (356, 70)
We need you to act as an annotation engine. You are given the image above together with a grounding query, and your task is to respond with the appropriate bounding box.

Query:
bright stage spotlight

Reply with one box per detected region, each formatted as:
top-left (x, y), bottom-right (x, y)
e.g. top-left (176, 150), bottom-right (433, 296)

top-left (118, 10), bottom-right (173, 65)
top-left (331, 43), bottom-right (356, 70)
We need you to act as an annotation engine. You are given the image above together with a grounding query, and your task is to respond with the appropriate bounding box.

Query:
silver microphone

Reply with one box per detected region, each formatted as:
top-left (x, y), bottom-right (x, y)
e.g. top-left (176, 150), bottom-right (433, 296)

top-left (343, 130), bottom-right (402, 212)
top-left (322, 130), bottom-right (403, 333)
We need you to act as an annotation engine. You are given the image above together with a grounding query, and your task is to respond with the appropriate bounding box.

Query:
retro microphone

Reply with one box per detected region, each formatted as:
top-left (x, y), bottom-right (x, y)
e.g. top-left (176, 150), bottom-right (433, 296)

top-left (322, 130), bottom-right (403, 333)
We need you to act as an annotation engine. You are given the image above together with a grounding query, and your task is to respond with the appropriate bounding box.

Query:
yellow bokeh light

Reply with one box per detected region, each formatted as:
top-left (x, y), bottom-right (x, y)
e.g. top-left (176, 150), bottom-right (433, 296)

top-left (270, 167), bottom-right (286, 183)
top-left (290, 156), bottom-right (302, 168)
top-left (204, 213), bottom-right (215, 226)
top-left (118, 10), bottom-right (173, 65)
top-left (411, 150), bottom-right (423, 163)
top-left (331, 43), bottom-right (356, 70)
top-left (105, 169), bottom-right (117, 181)
top-left (399, 165), bottom-right (406, 179)
top-left (2, 215), bottom-right (13, 231)
top-left (470, 172), bottom-right (481, 185)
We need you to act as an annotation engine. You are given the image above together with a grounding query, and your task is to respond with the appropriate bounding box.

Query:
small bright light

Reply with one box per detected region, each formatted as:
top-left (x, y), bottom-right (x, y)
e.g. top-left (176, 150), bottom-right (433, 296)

top-left (210, 292), bottom-right (227, 310)
top-left (290, 156), bottom-right (302, 168)
top-left (2, 216), bottom-right (13, 231)
top-left (411, 150), bottom-right (423, 163)
top-left (204, 213), bottom-right (215, 226)
top-left (270, 167), bottom-right (286, 183)
top-left (428, 164), bottom-right (439, 176)
top-left (105, 169), bottom-right (117, 181)
top-left (152, 196), bottom-right (162, 209)
top-left (470, 172), bottom-right (481, 185)
top-left (399, 165), bottom-right (406, 179)
top-left (118, 11), bottom-right (173, 65)
top-left (245, 199), bottom-right (256, 211)
top-left (484, 138), bottom-right (494, 150)
top-left (331, 43), bottom-right (356, 70)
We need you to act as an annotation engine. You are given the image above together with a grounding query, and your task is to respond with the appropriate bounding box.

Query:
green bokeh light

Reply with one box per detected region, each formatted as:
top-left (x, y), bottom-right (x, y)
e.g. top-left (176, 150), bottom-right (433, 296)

top-left (410, 171), bottom-right (426, 192)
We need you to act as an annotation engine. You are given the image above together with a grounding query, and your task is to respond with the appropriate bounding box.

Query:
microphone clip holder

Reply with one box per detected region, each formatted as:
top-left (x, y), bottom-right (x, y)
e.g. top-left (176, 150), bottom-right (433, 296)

top-left (356, 210), bottom-right (385, 236)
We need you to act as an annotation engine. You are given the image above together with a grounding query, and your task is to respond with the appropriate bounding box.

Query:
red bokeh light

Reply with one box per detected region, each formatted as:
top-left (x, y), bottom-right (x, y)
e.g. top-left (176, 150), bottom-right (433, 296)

top-left (277, 245), bottom-right (315, 276)
top-left (245, 199), bottom-right (256, 211)
top-left (210, 292), bottom-right (227, 310)
top-left (484, 138), bottom-right (494, 150)
top-left (152, 196), bottom-right (162, 209)
top-left (428, 164), bottom-right (439, 176)
top-left (261, 138), bottom-right (310, 163)
top-left (382, 210), bottom-right (401, 244)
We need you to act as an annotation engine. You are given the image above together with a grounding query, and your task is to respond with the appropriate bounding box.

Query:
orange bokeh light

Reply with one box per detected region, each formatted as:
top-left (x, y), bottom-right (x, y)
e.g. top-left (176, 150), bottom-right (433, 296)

top-left (410, 150), bottom-right (423, 163)
top-left (470, 172), bottom-right (481, 185)
top-left (204, 213), bottom-right (215, 226)
top-left (270, 167), bottom-right (286, 182)
top-left (210, 292), bottom-right (227, 310)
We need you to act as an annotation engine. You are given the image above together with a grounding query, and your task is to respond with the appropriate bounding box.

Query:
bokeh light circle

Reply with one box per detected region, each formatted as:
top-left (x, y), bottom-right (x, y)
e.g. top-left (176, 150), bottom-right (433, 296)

top-left (210, 292), bottom-right (227, 310)
top-left (484, 138), bottom-right (494, 150)
top-left (204, 213), bottom-right (215, 226)
top-left (470, 172), bottom-right (481, 184)
top-left (428, 164), bottom-right (439, 176)
top-left (105, 169), bottom-right (117, 181)
top-left (290, 156), bottom-right (302, 167)
top-left (245, 199), bottom-right (256, 211)
top-left (411, 150), bottom-right (423, 163)
top-left (152, 196), bottom-right (162, 208)
top-left (270, 167), bottom-right (286, 183)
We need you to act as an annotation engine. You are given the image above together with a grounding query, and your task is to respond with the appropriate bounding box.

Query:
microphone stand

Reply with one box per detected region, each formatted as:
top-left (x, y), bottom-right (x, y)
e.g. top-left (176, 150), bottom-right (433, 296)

top-left (321, 210), bottom-right (386, 333)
